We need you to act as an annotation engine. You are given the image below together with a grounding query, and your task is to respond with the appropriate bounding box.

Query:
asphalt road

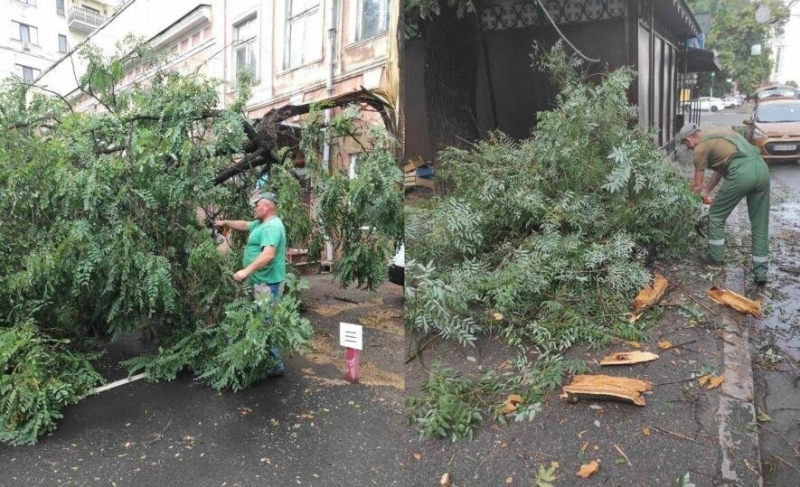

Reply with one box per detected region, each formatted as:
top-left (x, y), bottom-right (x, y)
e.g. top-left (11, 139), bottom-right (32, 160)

top-left (693, 104), bottom-right (752, 130)
top-left (0, 274), bottom-right (406, 486)
top-left (702, 106), bottom-right (800, 485)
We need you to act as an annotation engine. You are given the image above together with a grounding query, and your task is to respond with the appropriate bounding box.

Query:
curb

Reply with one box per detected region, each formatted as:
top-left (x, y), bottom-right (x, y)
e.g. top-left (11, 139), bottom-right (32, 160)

top-left (718, 216), bottom-right (763, 485)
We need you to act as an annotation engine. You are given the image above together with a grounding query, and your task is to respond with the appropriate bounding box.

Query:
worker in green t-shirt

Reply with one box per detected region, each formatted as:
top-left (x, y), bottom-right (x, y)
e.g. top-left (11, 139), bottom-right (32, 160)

top-left (677, 123), bottom-right (770, 284)
top-left (214, 191), bottom-right (288, 375)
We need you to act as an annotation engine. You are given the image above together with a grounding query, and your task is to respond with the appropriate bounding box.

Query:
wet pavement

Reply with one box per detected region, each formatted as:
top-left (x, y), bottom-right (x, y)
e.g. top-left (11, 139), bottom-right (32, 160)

top-left (698, 113), bottom-right (800, 486)
top-left (402, 124), bottom-right (798, 486)
top-left (403, 257), bottom-right (751, 486)
top-left (745, 160), bottom-right (800, 487)
top-left (0, 274), bottom-right (405, 486)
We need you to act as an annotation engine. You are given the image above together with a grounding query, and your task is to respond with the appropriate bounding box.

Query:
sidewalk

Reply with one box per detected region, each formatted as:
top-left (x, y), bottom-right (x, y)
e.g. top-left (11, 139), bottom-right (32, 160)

top-left (0, 274), bottom-right (405, 486)
top-left (403, 204), bottom-right (762, 486)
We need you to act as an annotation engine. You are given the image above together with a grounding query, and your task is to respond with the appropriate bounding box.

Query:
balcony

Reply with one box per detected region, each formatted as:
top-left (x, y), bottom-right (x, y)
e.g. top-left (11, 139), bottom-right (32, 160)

top-left (68, 6), bottom-right (107, 34)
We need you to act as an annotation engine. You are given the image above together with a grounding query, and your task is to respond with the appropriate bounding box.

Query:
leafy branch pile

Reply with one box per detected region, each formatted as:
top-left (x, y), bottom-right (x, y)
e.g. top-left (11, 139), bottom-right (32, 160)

top-left (405, 44), bottom-right (697, 441)
top-left (0, 322), bottom-right (102, 446)
top-left (0, 40), bottom-right (401, 444)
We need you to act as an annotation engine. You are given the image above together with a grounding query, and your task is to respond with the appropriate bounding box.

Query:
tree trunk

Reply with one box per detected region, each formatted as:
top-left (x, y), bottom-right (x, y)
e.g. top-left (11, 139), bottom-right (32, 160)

top-left (422, 6), bottom-right (481, 158)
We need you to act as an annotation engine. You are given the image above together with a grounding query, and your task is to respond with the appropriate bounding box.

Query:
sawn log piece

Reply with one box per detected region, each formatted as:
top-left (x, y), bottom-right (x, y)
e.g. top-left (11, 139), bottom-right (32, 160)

top-left (630, 273), bottom-right (669, 323)
top-left (561, 374), bottom-right (653, 406)
top-left (600, 351), bottom-right (659, 366)
top-left (707, 287), bottom-right (762, 318)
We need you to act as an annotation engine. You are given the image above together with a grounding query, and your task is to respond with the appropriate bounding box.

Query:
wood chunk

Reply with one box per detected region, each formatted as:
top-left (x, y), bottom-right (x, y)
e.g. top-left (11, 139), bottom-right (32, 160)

top-left (600, 351), bottom-right (659, 366)
top-left (403, 156), bottom-right (427, 172)
top-left (707, 287), bottom-right (761, 317)
top-left (561, 375), bottom-right (653, 406)
top-left (630, 274), bottom-right (669, 323)
top-left (500, 394), bottom-right (524, 415)
top-left (576, 460), bottom-right (600, 478)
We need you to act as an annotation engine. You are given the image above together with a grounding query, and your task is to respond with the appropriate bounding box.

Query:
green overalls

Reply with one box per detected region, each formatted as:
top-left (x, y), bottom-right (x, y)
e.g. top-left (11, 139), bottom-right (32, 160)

top-left (703, 133), bottom-right (770, 281)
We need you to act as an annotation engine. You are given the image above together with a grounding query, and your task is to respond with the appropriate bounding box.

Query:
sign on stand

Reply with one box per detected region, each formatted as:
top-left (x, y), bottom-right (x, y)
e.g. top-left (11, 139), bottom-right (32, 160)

top-left (340, 322), bottom-right (363, 383)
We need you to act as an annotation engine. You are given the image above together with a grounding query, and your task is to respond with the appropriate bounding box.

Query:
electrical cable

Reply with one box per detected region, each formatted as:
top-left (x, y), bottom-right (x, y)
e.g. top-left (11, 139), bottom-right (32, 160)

top-left (534, 0), bottom-right (600, 63)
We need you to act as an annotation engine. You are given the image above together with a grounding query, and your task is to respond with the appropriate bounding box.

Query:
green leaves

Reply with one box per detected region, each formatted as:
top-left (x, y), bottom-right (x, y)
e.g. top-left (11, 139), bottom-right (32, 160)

top-left (405, 44), bottom-right (695, 441)
top-left (125, 275), bottom-right (313, 392)
top-left (0, 321), bottom-right (103, 446)
top-left (685, 0), bottom-right (791, 94)
top-left (302, 109), bottom-right (404, 291)
top-left (405, 367), bottom-right (485, 442)
top-left (0, 38), bottom-right (331, 444)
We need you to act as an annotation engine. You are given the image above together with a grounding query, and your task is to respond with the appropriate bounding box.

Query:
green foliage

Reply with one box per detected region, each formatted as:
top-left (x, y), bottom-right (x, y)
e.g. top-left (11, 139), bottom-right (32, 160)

top-left (0, 321), bottom-right (103, 446)
top-left (405, 44), bottom-right (695, 441)
top-left (685, 0), bottom-right (791, 94)
top-left (0, 37), bottom-right (399, 443)
top-left (535, 463), bottom-right (558, 487)
top-left (405, 367), bottom-right (484, 441)
top-left (406, 355), bottom-right (584, 441)
top-left (406, 44), bottom-right (695, 347)
top-left (301, 107), bottom-right (404, 290)
top-left (126, 274), bottom-right (312, 391)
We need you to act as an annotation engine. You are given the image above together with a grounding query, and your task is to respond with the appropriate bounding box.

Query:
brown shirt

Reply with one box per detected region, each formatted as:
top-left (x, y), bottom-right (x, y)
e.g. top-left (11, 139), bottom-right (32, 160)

top-left (693, 128), bottom-right (739, 173)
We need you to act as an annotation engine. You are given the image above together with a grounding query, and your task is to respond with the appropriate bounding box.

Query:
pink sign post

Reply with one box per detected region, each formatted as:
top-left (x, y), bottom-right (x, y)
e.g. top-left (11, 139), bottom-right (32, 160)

top-left (340, 322), bottom-right (363, 383)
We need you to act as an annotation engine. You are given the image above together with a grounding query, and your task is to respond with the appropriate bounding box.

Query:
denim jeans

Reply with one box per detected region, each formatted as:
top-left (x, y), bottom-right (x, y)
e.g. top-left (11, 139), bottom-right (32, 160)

top-left (253, 282), bottom-right (285, 367)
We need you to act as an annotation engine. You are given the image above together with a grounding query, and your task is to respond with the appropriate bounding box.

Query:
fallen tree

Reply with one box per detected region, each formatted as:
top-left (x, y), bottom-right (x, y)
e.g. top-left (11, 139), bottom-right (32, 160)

top-left (0, 40), bottom-right (402, 445)
top-left (405, 44), bottom-right (697, 441)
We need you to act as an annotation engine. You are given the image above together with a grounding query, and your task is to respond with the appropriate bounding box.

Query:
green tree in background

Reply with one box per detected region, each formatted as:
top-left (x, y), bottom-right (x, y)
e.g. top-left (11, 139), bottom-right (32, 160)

top-left (686, 0), bottom-right (794, 95)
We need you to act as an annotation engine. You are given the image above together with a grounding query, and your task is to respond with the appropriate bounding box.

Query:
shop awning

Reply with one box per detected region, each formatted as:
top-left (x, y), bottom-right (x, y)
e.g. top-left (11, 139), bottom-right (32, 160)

top-left (680, 48), bottom-right (721, 72)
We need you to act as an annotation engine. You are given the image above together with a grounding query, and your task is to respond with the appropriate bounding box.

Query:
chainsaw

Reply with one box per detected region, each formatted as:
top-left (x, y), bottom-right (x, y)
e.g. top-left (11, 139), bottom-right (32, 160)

top-left (696, 196), bottom-right (712, 238)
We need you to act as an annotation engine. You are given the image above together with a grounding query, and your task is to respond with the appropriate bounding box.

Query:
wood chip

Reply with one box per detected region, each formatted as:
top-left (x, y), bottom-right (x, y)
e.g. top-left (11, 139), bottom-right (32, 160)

top-left (440, 473), bottom-right (451, 486)
top-left (707, 287), bottom-right (761, 317)
top-left (706, 376), bottom-right (725, 390)
top-left (561, 375), bottom-right (653, 406)
top-left (630, 274), bottom-right (669, 323)
top-left (576, 460), bottom-right (600, 478)
top-left (501, 394), bottom-right (524, 414)
top-left (600, 351), bottom-right (659, 366)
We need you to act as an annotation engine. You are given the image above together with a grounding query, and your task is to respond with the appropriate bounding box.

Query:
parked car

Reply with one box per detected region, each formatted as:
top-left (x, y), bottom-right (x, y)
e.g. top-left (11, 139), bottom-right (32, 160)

top-left (388, 244), bottom-right (404, 285)
top-left (684, 97), bottom-right (725, 112)
top-left (743, 98), bottom-right (800, 162)
top-left (722, 97), bottom-right (738, 108)
top-left (754, 84), bottom-right (800, 101)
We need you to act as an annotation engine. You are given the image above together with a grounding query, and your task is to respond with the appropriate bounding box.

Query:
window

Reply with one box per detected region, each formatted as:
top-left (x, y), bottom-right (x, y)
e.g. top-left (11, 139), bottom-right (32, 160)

top-left (16, 0), bottom-right (37, 6)
top-left (357, 0), bottom-right (389, 41)
top-left (83, 6), bottom-right (100, 14)
top-left (12, 21), bottom-right (39, 45)
top-left (233, 16), bottom-right (258, 82)
top-left (284, 0), bottom-right (321, 69)
top-left (16, 64), bottom-right (40, 82)
top-left (58, 34), bottom-right (68, 53)
top-left (349, 154), bottom-right (359, 179)
top-left (56, 0), bottom-right (65, 16)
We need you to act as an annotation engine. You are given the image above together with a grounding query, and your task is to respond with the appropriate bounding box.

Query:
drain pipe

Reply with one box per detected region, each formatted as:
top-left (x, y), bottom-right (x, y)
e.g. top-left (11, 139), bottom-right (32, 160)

top-left (323, 0), bottom-right (337, 172)
top-left (323, 0), bottom-right (337, 264)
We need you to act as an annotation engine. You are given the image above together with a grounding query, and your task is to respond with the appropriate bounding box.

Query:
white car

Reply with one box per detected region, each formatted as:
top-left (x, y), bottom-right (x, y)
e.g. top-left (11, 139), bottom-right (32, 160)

top-left (388, 244), bottom-right (404, 285)
top-left (684, 97), bottom-right (725, 112)
top-left (722, 97), bottom-right (738, 108)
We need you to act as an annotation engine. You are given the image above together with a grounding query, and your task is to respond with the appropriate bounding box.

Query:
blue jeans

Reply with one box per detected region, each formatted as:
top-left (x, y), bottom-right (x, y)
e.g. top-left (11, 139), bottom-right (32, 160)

top-left (253, 282), bottom-right (285, 368)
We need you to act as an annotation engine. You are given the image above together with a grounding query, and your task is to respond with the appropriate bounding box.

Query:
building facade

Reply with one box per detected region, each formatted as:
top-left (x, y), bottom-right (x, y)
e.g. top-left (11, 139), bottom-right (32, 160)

top-left (1, 0), bottom-right (113, 83)
top-left (770, 1), bottom-right (800, 85)
top-left (35, 0), bottom-right (398, 170)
